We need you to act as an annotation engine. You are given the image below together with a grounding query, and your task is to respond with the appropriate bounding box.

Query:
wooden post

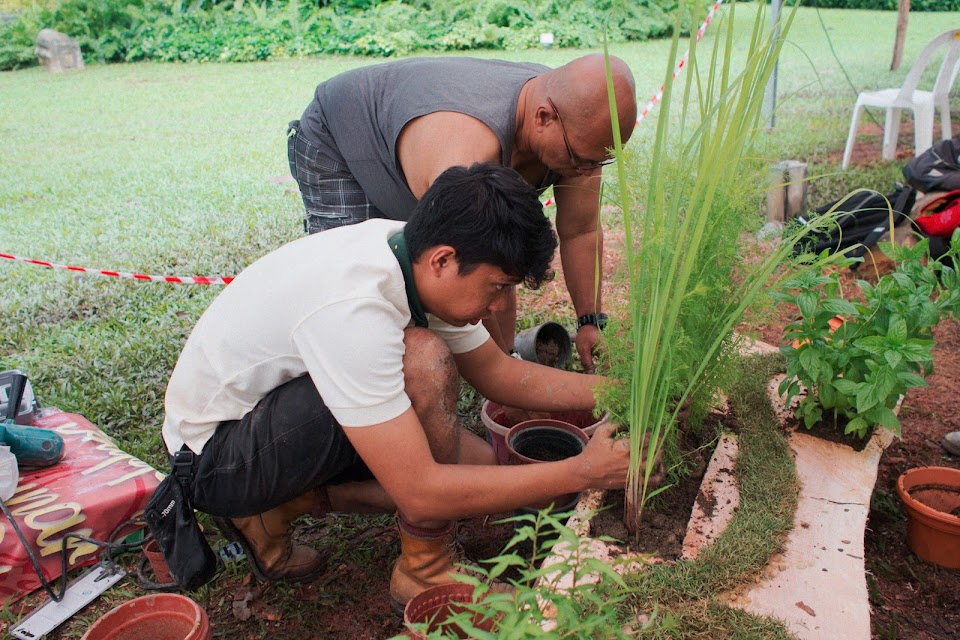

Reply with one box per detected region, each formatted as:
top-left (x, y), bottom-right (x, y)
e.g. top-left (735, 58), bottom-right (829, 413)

top-left (766, 160), bottom-right (808, 224)
top-left (891, 0), bottom-right (910, 71)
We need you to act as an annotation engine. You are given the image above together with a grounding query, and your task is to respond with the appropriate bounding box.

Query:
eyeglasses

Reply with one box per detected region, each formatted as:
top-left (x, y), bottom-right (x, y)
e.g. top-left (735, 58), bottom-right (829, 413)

top-left (547, 97), bottom-right (616, 171)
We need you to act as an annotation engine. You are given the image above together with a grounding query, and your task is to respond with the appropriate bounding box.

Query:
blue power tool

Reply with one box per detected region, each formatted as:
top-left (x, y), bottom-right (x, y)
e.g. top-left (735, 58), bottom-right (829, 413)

top-left (0, 370), bottom-right (64, 468)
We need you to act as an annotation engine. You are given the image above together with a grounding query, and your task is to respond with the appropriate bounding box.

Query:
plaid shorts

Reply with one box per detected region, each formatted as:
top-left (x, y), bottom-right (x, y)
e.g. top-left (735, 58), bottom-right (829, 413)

top-left (287, 120), bottom-right (386, 234)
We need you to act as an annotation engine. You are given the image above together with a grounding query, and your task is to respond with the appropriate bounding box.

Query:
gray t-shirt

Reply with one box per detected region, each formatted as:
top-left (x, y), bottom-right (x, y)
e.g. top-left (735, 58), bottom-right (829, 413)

top-left (298, 57), bottom-right (550, 220)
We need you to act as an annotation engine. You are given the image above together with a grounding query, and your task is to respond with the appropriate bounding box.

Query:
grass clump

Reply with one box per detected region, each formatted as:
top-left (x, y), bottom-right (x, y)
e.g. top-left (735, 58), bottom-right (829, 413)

top-left (620, 353), bottom-right (798, 637)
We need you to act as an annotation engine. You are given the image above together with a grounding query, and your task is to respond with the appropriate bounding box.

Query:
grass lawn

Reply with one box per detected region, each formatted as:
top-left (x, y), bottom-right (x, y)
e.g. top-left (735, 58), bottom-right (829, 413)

top-left (0, 4), bottom-right (957, 635)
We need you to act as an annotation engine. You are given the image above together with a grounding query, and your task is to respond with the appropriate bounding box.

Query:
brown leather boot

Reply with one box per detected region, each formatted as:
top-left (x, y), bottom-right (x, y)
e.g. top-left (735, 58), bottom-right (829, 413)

top-left (216, 490), bottom-right (325, 582)
top-left (389, 517), bottom-right (511, 611)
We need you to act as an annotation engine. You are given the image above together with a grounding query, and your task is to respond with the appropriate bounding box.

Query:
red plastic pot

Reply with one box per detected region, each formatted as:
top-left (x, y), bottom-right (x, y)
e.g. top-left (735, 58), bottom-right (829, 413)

top-left (505, 419), bottom-right (589, 511)
top-left (81, 594), bottom-right (211, 640)
top-left (403, 582), bottom-right (496, 640)
top-left (896, 466), bottom-right (960, 569)
top-left (481, 400), bottom-right (608, 465)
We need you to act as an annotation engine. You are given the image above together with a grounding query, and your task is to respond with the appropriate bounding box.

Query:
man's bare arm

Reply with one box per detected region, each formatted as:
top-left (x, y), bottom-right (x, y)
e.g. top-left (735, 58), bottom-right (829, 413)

top-left (396, 112), bottom-right (502, 198)
top-left (342, 405), bottom-right (629, 524)
top-left (554, 172), bottom-right (605, 372)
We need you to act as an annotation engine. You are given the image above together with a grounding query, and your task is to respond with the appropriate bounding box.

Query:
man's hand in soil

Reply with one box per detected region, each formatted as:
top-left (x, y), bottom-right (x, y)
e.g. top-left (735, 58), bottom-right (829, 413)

top-left (575, 324), bottom-right (602, 374)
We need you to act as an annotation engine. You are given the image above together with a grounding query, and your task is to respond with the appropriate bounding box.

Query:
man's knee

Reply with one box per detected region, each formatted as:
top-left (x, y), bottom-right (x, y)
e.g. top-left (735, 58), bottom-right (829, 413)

top-left (403, 328), bottom-right (456, 381)
top-left (402, 328), bottom-right (458, 415)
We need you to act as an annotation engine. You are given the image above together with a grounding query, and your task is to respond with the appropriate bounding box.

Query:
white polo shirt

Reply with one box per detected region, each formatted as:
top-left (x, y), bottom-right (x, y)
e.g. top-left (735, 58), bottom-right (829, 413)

top-left (162, 219), bottom-right (489, 454)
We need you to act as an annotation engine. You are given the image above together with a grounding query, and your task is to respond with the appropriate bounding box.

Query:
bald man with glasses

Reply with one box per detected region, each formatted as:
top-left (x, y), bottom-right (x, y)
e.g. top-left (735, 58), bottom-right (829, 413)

top-left (287, 54), bottom-right (637, 372)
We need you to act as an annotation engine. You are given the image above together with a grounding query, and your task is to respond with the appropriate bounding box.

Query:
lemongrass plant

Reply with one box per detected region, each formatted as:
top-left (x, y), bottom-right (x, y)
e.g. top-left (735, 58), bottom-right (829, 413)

top-left (597, 0), bottom-right (838, 537)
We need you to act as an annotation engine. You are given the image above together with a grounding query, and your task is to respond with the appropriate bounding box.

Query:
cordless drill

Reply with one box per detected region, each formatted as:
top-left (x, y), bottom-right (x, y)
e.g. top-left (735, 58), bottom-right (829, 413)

top-left (0, 370), bottom-right (64, 468)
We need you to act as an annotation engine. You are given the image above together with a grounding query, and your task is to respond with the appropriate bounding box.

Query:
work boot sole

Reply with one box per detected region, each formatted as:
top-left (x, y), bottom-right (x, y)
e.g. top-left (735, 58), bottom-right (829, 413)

top-left (214, 516), bottom-right (323, 583)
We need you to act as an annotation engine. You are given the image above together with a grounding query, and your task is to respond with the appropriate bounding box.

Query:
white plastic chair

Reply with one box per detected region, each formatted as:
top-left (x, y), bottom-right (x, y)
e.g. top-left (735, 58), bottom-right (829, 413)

top-left (842, 28), bottom-right (960, 169)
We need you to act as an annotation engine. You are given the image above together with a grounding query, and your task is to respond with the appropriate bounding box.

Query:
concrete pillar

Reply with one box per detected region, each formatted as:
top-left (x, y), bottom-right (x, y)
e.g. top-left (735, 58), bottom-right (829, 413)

top-left (767, 160), bottom-right (808, 224)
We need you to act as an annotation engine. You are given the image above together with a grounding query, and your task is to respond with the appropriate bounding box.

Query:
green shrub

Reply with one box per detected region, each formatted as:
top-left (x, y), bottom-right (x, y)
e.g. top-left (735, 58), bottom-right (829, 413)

top-left (776, 234), bottom-right (960, 438)
top-left (0, 0), bottom-right (681, 70)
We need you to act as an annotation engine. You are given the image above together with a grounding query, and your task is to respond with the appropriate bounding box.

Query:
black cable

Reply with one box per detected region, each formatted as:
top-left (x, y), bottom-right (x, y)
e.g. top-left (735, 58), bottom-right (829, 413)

top-left (814, 2), bottom-right (883, 130)
top-left (0, 499), bottom-right (151, 602)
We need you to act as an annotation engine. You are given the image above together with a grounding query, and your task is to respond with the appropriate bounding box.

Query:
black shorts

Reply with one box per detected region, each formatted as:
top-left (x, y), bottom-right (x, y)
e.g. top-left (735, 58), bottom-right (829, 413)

top-left (184, 375), bottom-right (373, 518)
top-left (287, 120), bottom-right (386, 234)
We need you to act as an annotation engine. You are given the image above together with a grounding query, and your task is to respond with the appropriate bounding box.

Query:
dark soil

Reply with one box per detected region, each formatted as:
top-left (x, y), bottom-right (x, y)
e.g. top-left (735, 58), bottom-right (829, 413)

top-left (535, 336), bottom-right (562, 367)
top-left (786, 414), bottom-right (875, 452)
top-left (590, 419), bottom-right (719, 558)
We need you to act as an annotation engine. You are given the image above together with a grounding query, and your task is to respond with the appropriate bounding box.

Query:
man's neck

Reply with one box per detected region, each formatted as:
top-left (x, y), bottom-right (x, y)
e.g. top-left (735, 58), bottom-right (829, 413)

top-left (511, 79), bottom-right (547, 183)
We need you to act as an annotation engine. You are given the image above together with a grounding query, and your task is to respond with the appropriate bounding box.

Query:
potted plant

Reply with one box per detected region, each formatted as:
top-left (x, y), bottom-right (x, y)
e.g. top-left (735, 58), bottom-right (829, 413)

top-left (775, 237), bottom-right (960, 439)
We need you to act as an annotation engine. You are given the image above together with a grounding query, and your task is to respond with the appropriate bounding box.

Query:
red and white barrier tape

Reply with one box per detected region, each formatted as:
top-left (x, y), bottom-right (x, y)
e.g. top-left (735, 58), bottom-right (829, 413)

top-left (3, 4), bottom-right (724, 274)
top-left (0, 252), bottom-right (234, 285)
top-left (543, 0), bottom-right (725, 209)
top-left (636, 0), bottom-right (725, 125)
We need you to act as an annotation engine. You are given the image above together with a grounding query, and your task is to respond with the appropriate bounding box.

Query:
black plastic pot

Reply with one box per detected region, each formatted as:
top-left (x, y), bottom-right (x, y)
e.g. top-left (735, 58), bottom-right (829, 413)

top-left (505, 419), bottom-right (588, 511)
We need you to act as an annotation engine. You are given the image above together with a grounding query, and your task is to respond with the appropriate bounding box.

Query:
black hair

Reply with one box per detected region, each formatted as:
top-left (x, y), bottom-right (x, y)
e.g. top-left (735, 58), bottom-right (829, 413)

top-left (404, 163), bottom-right (557, 289)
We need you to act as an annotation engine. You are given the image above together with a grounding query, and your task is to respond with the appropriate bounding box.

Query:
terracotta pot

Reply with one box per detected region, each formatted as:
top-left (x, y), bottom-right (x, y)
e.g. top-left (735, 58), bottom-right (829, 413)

top-left (896, 466), bottom-right (960, 569)
top-left (81, 594), bottom-right (211, 640)
top-left (505, 419), bottom-right (589, 511)
top-left (513, 321), bottom-right (571, 367)
top-left (142, 538), bottom-right (174, 585)
top-left (481, 399), bottom-right (608, 465)
top-left (403, 583), bottom-right (496, 640)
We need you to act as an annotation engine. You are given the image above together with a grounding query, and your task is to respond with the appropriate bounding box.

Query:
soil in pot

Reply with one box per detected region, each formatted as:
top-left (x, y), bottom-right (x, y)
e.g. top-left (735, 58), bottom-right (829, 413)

top-left (506, 421), bottom-right (588, 464)
top-left (896, 466), bottom-right (960, 569)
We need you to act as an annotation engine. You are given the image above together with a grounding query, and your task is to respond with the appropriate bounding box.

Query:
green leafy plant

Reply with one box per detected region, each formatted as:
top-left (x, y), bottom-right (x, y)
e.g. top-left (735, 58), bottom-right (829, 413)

top-left (776, 234), bottom-right (960, 438)
top-left (395, 509), bottom-right (648, 639)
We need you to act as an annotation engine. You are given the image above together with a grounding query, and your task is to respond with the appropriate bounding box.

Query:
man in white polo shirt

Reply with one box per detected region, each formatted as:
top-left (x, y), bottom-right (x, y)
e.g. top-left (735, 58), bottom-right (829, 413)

top-left (162, 163), bottom-right (634, 609)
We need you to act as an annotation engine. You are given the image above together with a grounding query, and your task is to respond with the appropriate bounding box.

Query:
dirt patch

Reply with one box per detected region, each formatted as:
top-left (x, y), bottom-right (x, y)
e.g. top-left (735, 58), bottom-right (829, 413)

top-left (786, 414), bottom-right (875, 452)
top-left (590, 423), bottom-right (717, 558)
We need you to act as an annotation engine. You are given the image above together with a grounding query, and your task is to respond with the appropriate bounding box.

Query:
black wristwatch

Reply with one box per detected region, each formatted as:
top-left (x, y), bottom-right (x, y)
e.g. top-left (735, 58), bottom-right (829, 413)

top-left (576, 312), bottom-right (608, 331)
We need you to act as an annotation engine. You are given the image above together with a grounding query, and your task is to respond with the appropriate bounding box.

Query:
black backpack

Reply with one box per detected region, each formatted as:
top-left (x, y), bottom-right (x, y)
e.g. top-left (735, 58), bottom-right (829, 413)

top-left (903, 136), bottom-right (960, 193)
top-left (792, 185), bottom-right (916, 269)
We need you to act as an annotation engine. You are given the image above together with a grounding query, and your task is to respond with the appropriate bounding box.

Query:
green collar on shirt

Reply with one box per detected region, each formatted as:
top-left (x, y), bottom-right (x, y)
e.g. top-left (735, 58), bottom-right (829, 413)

top-left (388, 232), bottom-right (428, 328)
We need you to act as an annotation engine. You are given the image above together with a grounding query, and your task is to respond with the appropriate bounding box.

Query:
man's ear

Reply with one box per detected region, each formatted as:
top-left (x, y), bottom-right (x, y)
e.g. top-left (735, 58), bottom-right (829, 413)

top-left (426, 245), bottom-right (458, 276)
top-left (534, 102), bottom-right (554, 130)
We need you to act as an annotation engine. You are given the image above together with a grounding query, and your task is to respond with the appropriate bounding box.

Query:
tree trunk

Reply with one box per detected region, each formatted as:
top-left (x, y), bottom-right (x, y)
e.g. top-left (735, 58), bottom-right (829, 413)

top-left (891, 0), bottom-right (910, 71)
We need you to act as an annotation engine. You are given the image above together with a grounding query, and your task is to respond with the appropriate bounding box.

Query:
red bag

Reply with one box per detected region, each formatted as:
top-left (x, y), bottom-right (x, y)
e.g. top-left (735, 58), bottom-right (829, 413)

top-left (915, 190), bottom-right (960, 238)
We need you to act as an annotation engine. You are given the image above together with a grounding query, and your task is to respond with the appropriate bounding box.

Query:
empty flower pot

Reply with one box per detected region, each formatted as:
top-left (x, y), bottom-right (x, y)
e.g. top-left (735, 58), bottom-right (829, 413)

top-left (82, 593), bottom-right (210, 640)
top-left (403, 582), bottom-right (496, 640)
top-left (480, 400), bottom-right (608, 466)
top-left (513, 322), bottom-right (572, 368)
top-left (505, 419), bottom-right (589, 511)
top-left (142, 538), bottom-right (174, 585)
top-left (896, 466), bottom-right (960, 569)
